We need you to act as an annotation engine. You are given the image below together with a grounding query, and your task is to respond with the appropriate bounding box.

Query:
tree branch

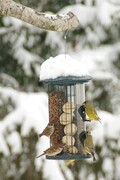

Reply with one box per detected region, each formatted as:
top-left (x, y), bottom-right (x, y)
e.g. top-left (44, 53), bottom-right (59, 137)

top-left (0, 0), bottom-right (80, 31)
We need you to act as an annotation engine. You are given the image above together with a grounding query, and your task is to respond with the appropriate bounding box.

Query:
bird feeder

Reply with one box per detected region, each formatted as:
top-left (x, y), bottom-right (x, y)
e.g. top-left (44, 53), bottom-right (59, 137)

top-left (40, 54), bottom-right (92, 160)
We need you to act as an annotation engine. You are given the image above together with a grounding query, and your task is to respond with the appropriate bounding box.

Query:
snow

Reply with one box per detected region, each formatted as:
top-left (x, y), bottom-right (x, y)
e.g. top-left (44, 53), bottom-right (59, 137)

top-left (97, 0), bottom-right (120, 26)
top-left (43, 161), bottom-right (65, 180)
top-left (102, 158), bottom-right (113, 178)
top-left (3, 17), bottom-right (24, 28)
top-left (0, 73), bottom-right (19, 88)
top-left (7, 131), bottom-right (22, 154)
top-left (0, 133), bottom-right (9, 155)
top-left (45, 13), bottom-right (69, 20)
top-left (40, 160), bottom-right (74, 180)
top-left (0, 87), bottom-right (49, 155)
top-left (45, 31), bottom-right (64, 53)
top-left (91, 110), bottom-right (120, 145)
top-left (45, 13), bottom-right (58, 20)
top-left (116, 158), bottom-right (120, 178)
top-left (14, 39), bottom-right (40, 76)
top-left (40, 54), bottom-right (89, 80)
top-left (59, 1), bottom-right (120, 27)
top-left (59, 4), bottom-right (96, 27)
top-left (72, 42), bottom-right (120, 82)
top-left (91, 71), bottom-right (117, 82)
top-left (2, 17), bottom-right (42, 77)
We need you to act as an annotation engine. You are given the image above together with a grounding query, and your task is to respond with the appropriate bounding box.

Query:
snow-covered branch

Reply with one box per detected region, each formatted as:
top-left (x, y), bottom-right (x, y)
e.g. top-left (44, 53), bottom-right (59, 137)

top-left (0, 0), bottom-right (80, 31)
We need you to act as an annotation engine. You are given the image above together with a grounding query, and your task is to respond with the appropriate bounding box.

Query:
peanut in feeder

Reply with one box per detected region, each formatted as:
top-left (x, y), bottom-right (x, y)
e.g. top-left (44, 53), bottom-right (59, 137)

top-left (39, 54), bottom-right (94, 160)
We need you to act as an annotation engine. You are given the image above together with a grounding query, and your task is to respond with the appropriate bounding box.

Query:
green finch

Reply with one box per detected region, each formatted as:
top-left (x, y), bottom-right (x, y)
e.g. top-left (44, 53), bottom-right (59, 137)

top-left (84, 131), bottom-right (96, 161)
top-left (83, 101), bottom-right (101, 123)
top-left (79, 130), bottom-right (89, 147)
top-left (78, 105), bottom-right (91, 122)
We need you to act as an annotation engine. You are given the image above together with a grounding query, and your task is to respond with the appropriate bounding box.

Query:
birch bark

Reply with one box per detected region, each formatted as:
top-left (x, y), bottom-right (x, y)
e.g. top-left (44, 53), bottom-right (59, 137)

top-left (0, 0), bottom-right (80, 31)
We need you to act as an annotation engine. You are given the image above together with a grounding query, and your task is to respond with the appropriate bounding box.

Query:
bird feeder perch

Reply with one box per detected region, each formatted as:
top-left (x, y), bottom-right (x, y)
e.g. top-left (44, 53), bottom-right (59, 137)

top-left (40, 54), bottom-right (92, 160)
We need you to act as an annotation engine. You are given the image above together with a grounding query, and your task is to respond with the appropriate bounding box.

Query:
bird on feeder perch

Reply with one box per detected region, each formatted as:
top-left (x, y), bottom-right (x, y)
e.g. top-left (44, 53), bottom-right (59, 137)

top-left (79, 130), bottom-right (89, 147)
top-left (84, 132), bottom-right (97, 161)
top-left (36, 143), bottom-right (64, 158)
top-left (83, 101), bottom-right (101, 123)
top-left (78, 100), bottom-right (102, 134)
top-left (79, 130), bottom-right (96, 161)
top-left (78, 105), bottom-right (91, 122)
top-left (78, 101), bottom-right (101, 123)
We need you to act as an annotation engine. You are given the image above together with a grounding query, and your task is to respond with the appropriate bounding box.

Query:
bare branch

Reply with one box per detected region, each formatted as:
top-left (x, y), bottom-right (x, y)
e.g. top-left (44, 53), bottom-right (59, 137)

top-left (0, 0), bottom-right (80, 31)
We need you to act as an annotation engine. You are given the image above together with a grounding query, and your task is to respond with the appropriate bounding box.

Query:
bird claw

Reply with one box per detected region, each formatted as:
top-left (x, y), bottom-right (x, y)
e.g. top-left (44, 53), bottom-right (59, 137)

top-left (93, 156), bottom-right (97, 162)
top-left (83, 119), bottom-right (91, 122)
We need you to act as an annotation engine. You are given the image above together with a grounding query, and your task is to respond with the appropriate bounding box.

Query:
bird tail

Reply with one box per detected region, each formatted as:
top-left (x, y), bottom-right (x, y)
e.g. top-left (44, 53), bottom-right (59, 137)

top-left (38, 133), bottom-right (43, 138)
top-left (36, 153), bottom-right (44, 158)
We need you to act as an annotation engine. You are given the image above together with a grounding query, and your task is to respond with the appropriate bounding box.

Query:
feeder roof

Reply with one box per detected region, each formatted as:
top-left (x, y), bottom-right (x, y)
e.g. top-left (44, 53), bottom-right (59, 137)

top-left (40, 54), bottom-right (92, 85)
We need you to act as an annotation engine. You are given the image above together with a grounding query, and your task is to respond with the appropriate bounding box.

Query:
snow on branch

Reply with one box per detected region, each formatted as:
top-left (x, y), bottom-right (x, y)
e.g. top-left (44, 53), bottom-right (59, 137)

top-left (0, 0), bottom-right (80, 31)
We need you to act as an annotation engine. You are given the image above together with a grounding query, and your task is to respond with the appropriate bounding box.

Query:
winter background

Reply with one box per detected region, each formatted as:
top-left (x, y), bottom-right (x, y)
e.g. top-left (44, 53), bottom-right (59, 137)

top-left (0, 0), bottom-right (120, 179)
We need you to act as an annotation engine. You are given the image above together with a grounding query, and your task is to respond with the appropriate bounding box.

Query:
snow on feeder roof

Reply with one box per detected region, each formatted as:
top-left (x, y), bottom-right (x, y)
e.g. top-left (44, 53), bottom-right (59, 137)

top-left (40, 54), bottom-right (92, 85)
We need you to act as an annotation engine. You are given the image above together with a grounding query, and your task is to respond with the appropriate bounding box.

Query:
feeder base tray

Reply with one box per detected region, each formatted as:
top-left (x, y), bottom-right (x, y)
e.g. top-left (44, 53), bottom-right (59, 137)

top-left (46, 153), bottom-right (91, 160)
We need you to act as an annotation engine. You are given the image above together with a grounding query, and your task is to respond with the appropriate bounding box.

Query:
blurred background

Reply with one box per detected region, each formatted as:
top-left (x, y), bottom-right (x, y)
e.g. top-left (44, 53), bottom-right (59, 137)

top-left (0, 0), bottom-right (120, 179)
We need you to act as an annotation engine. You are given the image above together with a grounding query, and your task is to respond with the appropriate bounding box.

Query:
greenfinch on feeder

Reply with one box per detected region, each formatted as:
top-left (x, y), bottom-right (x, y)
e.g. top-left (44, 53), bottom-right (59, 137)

top-left (84, 132), bottom-right (96, 161)
top-left (36, 143), bottom-right (64, 158)
top-left (39, 123), bottom-right (54, 138)
top-left (79, 131), bottom-right (89, 147)
top-left (83, 101), bottom-right (101, 123)
top-left (78, 105), bottom-right (91, 122)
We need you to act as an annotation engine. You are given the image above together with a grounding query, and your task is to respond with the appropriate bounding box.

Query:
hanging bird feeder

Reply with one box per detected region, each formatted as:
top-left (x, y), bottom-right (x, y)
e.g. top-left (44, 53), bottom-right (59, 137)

top-left (39, 54), bottom-right (92, 160)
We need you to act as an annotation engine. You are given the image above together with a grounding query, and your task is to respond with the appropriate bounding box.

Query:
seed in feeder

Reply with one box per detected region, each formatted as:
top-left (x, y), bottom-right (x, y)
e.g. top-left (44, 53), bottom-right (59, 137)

top-left (62, 102), bottom-right (75, 114)
top-left (60, 113), bottom-right (73, 125)
top-left (68, 146), bottom-right (78, 154)
top-left (49, 91), bottom-right (65, 145)
top-left (64, 123), bottom-right (77, 135)
top-left (62, 135), bottom-right (75, 146)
